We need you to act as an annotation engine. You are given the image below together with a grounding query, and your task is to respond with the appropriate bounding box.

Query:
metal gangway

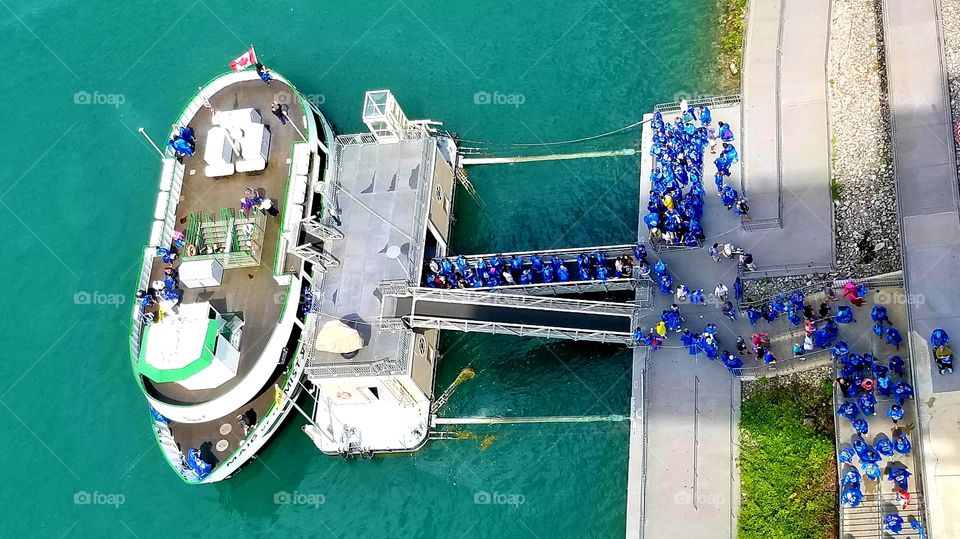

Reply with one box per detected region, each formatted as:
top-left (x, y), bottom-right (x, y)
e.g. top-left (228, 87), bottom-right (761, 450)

top-left (429, 243), bottom-right (646, 296)
top-left (382, 287), bottom-right (641, 346)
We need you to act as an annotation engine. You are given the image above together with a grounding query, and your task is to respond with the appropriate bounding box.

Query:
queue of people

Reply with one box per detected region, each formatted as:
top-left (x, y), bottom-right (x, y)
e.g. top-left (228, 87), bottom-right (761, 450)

top-left (423, 248), bottom-right (642, 289)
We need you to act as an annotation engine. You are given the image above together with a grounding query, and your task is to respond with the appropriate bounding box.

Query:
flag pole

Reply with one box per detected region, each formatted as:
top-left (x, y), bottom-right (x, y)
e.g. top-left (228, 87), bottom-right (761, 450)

top-left (138, 128), bottom-right (164, 158)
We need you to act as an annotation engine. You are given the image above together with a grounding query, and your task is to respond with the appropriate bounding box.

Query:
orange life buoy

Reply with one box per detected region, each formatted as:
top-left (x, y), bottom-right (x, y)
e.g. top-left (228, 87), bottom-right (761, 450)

top-left (186, 244), bottom-right (197, 257)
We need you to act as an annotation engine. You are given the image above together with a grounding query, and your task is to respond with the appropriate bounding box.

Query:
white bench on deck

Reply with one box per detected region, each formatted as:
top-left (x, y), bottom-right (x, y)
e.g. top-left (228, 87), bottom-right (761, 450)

top-left (203, 126), bottom-right (235, 178)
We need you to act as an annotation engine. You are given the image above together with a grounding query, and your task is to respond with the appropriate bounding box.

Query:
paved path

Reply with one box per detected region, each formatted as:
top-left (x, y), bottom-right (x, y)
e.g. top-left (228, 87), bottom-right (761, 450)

top-left (741, 0), bottom-right (834, 270)
top-left (883, 0), bottom-right (960, 535)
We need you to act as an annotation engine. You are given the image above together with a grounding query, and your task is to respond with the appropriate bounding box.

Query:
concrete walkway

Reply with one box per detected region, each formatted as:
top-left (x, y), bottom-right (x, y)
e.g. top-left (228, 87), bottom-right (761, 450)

top-left (741, 0), bottom-right (835, 271)
top-left (883, 0), bottom-right (960, 535)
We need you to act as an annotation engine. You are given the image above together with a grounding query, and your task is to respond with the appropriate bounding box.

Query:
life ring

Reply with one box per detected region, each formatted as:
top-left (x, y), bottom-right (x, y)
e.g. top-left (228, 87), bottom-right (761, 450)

top-left (186, 244), bottom-right (197, 257)
top-left (335, 391), bottom-right (352, 400)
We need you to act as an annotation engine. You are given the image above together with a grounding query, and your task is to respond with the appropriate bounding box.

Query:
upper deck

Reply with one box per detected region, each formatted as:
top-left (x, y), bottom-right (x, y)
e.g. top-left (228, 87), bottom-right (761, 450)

top-left (304, 138), bottom-right (439, 375)
top-left (141, 74), bottom-right (308, 405)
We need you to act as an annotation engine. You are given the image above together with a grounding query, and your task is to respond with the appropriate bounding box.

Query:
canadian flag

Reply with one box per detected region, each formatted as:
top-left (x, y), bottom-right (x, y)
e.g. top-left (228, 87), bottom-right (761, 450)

top-left (229, 47), bottom-right (257, 72)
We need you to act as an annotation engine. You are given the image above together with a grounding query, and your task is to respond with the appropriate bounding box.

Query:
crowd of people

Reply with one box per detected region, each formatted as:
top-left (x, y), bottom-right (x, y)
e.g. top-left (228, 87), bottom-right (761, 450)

top-left (643, 106), bottom-right (711, 247)
top-left (423, 245), bottom-right (646, 289)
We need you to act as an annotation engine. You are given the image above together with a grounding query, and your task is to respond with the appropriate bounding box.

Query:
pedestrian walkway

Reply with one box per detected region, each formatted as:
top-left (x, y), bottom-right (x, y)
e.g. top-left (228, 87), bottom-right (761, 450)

top-left (741, 0), bottom-right (834, 258)
top-left (883, 0), bottom-right (960, 535)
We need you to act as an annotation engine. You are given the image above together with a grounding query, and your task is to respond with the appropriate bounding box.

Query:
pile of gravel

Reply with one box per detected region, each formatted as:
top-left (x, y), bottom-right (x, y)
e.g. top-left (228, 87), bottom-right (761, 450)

top-left (827, 0), bottom-right (900, 276)
top-left (942, 0), bottom-right (960, 178)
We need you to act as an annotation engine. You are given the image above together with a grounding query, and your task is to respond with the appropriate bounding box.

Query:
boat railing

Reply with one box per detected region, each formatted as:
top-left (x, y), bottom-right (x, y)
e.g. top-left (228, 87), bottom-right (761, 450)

top-left (653, 94), bottom-right (742, 113)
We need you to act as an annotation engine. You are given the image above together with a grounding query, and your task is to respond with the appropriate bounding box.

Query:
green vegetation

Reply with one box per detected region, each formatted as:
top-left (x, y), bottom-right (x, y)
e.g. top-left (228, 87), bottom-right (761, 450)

top-left (717, 0), bottom-right (748, 92)
top-left (830, 176), bottom-right (842, 202)
top-left (739, 378), bottom-right (838, 539)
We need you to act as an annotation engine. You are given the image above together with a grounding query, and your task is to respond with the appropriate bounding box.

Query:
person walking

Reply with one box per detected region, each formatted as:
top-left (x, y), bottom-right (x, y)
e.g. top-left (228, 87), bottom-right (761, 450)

top-left (271, 101), bottom-right (288, 125)
top-left (714, 282), bottom-right (729, 302)
top-left (736, 335), bottom-right (751, 356)
top-left (734, 197), bottom-right (750, 220)
top-left (709, 243), bottom-right (721, 263)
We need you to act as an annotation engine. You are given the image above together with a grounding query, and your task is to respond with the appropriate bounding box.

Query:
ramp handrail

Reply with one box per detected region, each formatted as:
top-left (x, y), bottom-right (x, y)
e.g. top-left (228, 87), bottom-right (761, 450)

top-left (410, 287), bottom-right (635, 317)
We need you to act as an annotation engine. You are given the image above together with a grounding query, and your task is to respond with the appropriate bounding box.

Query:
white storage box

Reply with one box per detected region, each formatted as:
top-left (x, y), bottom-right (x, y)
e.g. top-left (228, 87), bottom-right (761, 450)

top-left (178, 259), bottom-right (224, 289)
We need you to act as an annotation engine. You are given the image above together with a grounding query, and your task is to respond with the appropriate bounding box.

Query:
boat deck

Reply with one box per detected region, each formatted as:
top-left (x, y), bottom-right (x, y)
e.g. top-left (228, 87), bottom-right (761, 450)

top-left (166, 365), bottom-right (288, 468)
top-left (143, 77), bottom-right (302, 405)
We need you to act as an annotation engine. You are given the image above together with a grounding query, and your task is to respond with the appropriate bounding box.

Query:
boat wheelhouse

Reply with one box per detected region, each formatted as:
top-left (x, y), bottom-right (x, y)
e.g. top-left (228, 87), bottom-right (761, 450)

top-left (130, 68), bottom-right (334, 483)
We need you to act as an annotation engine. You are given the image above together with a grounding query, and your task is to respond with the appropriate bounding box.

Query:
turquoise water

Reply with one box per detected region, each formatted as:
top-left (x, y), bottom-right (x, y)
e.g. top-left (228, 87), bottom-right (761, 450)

top-left (0, 1), bottom-right (717, 537)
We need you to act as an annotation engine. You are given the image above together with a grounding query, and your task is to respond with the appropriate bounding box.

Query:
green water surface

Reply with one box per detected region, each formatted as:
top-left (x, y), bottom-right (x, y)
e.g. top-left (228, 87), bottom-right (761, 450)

top-left (0, 1), bottom-right (717, 537)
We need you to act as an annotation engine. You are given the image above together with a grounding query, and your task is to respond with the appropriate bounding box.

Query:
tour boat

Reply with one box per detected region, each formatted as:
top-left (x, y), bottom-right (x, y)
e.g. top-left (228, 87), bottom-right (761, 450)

top-left (129, 66), bottom-right (334, 483)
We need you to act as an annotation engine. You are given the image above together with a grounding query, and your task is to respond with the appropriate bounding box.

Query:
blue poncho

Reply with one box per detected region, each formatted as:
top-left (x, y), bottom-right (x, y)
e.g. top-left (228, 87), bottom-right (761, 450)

top-left (852, 418), bottom-right (869, 435)
top-left (746, 308), bottom-right (761, 324)
top-left (884, 513), bottom-right (904, 534)
top-left (838, 447), bottom-right (855, 464)
top-left (871, 305), bottom-right (888, 322)
top-left (886, 327), bottom-right (903, 346)
top-left (836, 305), bottom-right (854, 324)
top-left (840, 467), bottom-right (861, 488)
top-left (840, 485), bottom-right (862, 507)
top-left (888, 468), bottom-right (912, 490)
top-left (875, 436), bottom-right (895, 457)
top-left (862, 461), bottom-right (881, 481)
top-left (895, 433), bottom-right (912, 455)
top-left (931, 328), bottom-right (950, 347)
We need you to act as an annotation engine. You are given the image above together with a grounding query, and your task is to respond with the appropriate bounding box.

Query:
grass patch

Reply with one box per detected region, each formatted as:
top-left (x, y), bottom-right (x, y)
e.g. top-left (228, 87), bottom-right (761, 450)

top-left (739, 378), bottom-right (838, 539)
top-left (716, 0), bottom-right (748, 92)
top-left (830, 177), bottom-right (842, 201)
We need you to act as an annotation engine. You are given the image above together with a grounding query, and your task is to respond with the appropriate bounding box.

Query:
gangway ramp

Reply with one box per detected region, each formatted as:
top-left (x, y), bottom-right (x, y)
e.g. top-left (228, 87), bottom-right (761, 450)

top-left (430, 243), bottom-right (644, 296)
top-left (389, 287), bottom-right (637, 345)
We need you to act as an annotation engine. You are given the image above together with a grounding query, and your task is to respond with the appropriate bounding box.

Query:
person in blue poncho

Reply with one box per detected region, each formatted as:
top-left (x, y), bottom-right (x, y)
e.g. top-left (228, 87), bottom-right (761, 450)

top-left (931, 328), bottom-right (950, 348)
top-left (722, 143), bottom-right (739, 164)
top-left (887, 404), bottom-right (905, 424)
top-left (734, 277), bottom-right (744, 300)
top-left (838, 401), bottom-right (860, 421)
top-left (658, 274), bottom-right (673, 294)
top-left (719, 184), bottom-right (738, 209)
top-left (884, 513), bottom-right (904, 534)
top-left (542, 265), bottom-right (555, 283)
top-left (840, 467), bottom-right (861, 488)
top-left (888, 467), bottom-right (912, 490)
top-left (594, 265), bottom-right (607, 281)
top-left (858, 391), bottom-right (877, 416)
top-left (520, 269), bottom-right (534, 285)
top-left (578, 265), bottom-right (592, 281)
top-left (911, 519), bottom-right (928, 539)
top-left (877, 369), bottom-right (892, 397)
top-left (838, 446), bottom-right (856, 464)
top-left (875, 436), bottom-right (895, 458)
top-left (871, 305), bottom-right (889, 325)
top-left (700, 105), bottom-right (712, 125)
top-left (895, 432), bottom-right (912, 455)
top-left (653, 260), bottom-right (667, 275)
top-left (722, 301), bottom-right (737, 322)
top-left (690, 288), bottom-right (705, 305)
top-left (714, 155), bottom-right (731, 176)
top-left (841, 485), bottom-right (863, 507)
top-left (718, 121), bottom-right (735, 142)
top-left (886, 327), bottom-right (903, 349)
top-left (456, 255), bottom-right (469, 274)
top-left (894, 382), bottom-right (914, 404)
top-left (787, 306), bottom-right (802, 326)
top-left (852, 417), bottom-right (869, 435)
top-left (557, 264), bottom-right (570, 282)
top-left (763, 350), bottom-right (777, 365)
top-left (530, 254), bottom-right (544, 273)
top-left (663, 310), bottom-right (682, 332)
top-left (836, 305), bottom-right (855, 324)
top-left (643, 213), bottom-right (660, 230)
top-left (862, 461), bottom-right (882, 481)
top-left (633, 243), bottom-right (648, 264)
top-left (633, 326), bottom-right (644, 344)
top-left (746, 307), bottom-right (762, 325)
top-left (889, 355), bottom-right (905, 376)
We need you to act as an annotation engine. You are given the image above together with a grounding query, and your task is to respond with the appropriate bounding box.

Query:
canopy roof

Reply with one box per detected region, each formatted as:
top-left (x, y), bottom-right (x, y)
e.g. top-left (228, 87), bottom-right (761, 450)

top-left (138, 302), bottom-right (219, 383)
